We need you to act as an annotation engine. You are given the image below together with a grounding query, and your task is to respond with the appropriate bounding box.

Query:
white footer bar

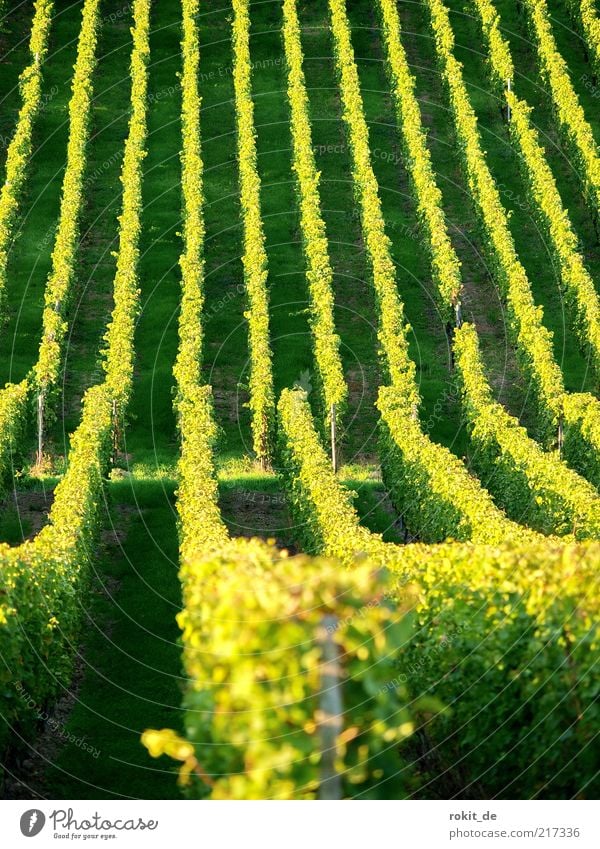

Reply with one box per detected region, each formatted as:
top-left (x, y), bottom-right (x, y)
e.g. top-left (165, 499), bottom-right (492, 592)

top-left (0, 799), bottom-right (598, 848)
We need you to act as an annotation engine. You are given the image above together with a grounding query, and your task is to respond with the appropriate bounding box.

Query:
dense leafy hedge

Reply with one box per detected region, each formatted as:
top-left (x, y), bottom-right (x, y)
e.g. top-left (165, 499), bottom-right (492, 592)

top-left (34, 0), bottom-right (102, 416)
top-left (454, 323), bottom-right (600, 538)
top-left (277, 386), bottom-right (600, 795)
top-left (328, 0), bottom-right (417, 400)
top-left (0, 0), bottom-right (53, 316)
top-left (425, 0), bottom-right (564, 443)
top-left (282, 0), bottom-right (347, 428)
top-left (396, 537), bottom-right (600, 798)
top-left (566, 0), bottom-right (600, 79)
top-left (377, 386), bottom-right (529, 544)
top-left (377, 0), bottom-right (461, 323)
top-left (472, 0), bottom-right (600, 384)
top-left (277, 387), bottom-right (391, 562)
top-left (166, 540), bottom-right (422, 799)
top-left (232, 0), bottom-right (275, 466)
top-left (173, 0), bottom-right (205, 398)
top-left (0, 383), bottom-right (113, 757)
top-left (0, 0), bottom-right (101, 490)
top-left (522, 0), bottom-right (600, 230)
top-left (0, 0), bottom-right (150, 766)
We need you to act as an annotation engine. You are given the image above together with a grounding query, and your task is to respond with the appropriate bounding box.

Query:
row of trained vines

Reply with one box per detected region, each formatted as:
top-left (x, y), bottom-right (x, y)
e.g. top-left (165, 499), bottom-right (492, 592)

top-left (232, 0), bottom-right (275, 466)
top-left (0, 0), bottom-right (53, 315)
top-left (0, 0), bottom-right (150, 764)
top-left (522, 0), bottom-right (600, 229)
top-left (0, 0), bottom-right (101, 490)
top-left (374, 0), bottom-right (600, 537)
top-left (469, 0), bottom-right (600, 382)
top-left (425, 0), bottom-right (600, 494)
top-left (0, 0), bottom-right (599, 803)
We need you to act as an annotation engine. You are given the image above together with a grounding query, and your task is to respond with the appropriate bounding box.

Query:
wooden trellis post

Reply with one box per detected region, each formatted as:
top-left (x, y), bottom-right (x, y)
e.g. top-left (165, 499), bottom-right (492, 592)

top-left (330, 403), bottom-right (338, 474)
top-left (558, 413), bottom-right (564, 458)
top-left (36, 392), bottom-right (44, 466)
top-left (317, 614), bottom-right (343, 800)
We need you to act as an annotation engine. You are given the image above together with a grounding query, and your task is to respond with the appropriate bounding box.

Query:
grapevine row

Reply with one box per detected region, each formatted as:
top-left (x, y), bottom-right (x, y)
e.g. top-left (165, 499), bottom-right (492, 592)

top-left (397, 535), bottom-right (600, 797)
top-left (425, 0), bottom-right (600, 490)
top-left (0, 0), bottom-right (101, 490)
top-left (566, 0), bottom-right (600, 79)
top-left (174, 0), bottom-right (229, 563)
top-left (522, 0), bottom-right (600, 230)
top-left (165, 1), bottom-right (415, 800)
top-left (232, 0), bottom-right (275, 467)
top-left (376, 0), bottom-right (600, 538)
top-left (0, 0), bottom-right (150, 761)
top-left (471, 0), bottom-right (600, 383)
top-left (326, 0), bottom-right (535, 542)
top-left (376, 386), bottom-right (531, 543)
top-left (278, 387), bottom-right (528, 553)
top-left (35, 0), bottom-right (102, 437)
top-left (0, 0), bottom-right (53, 315)
top-left (376, 0), bottom-right (462, 323)
top-left (455, 323), bottom-right (600, 538)
top-left (278, 392), bottom-right (600, 795)
top-left (327, 0), bottom-right (418, 402)
top-left (281, 0), bottom-right (347, 428)
top-left (425, 0), bottom-right (563, 440)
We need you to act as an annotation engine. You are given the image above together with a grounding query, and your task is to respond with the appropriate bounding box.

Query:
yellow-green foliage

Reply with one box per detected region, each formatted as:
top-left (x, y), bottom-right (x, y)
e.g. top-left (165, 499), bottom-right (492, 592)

top-left (232, 0), bottom-right (275, 465)
top-left (0, 380), bottom-right (29, 490)
top-left (328, 0), bottom-right (418, 401)
top-left (0, 382), bottom-right (113, 754)
top-left (34, 0), bottom-right (102, 399)
top-left (277, 388), bottom-right (394, 563)
top-left (562, 391), bottom-right (600, 490)
top-left (395, 537), bottom-right (600, 797)
top-left (377, 0), bottom-right (461, 321)
top-left (426, 0), bottom-right (564, 441)
top-left (376, 385), bottom-right (529, 544)
top-left (173, 540), bottom-right (419, 799)
top-left (0, 0), bottom-right (53, 314)
top-left (173, 0), bottom-right (205, 396)
top-left (176, 385), bottom-right (229, 564)
top-left (0, 0), bottom-right (101, 492)
top-left (523, 0), bottom-right (600, 227)
top-left (566, 0), bottom-right (600, 79)
top-left (103, 0), bottom-right (150, 408)
top-left (454, 323), bottom-right (600, 538)
top-left (282, 0), bottom-right (347, 427)
top-left (0, 0), bottom-right (150, 761)
top-left (173, 0), bottom-right (229, 565)
top-left (472, 0), bottom-right (600, 384)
